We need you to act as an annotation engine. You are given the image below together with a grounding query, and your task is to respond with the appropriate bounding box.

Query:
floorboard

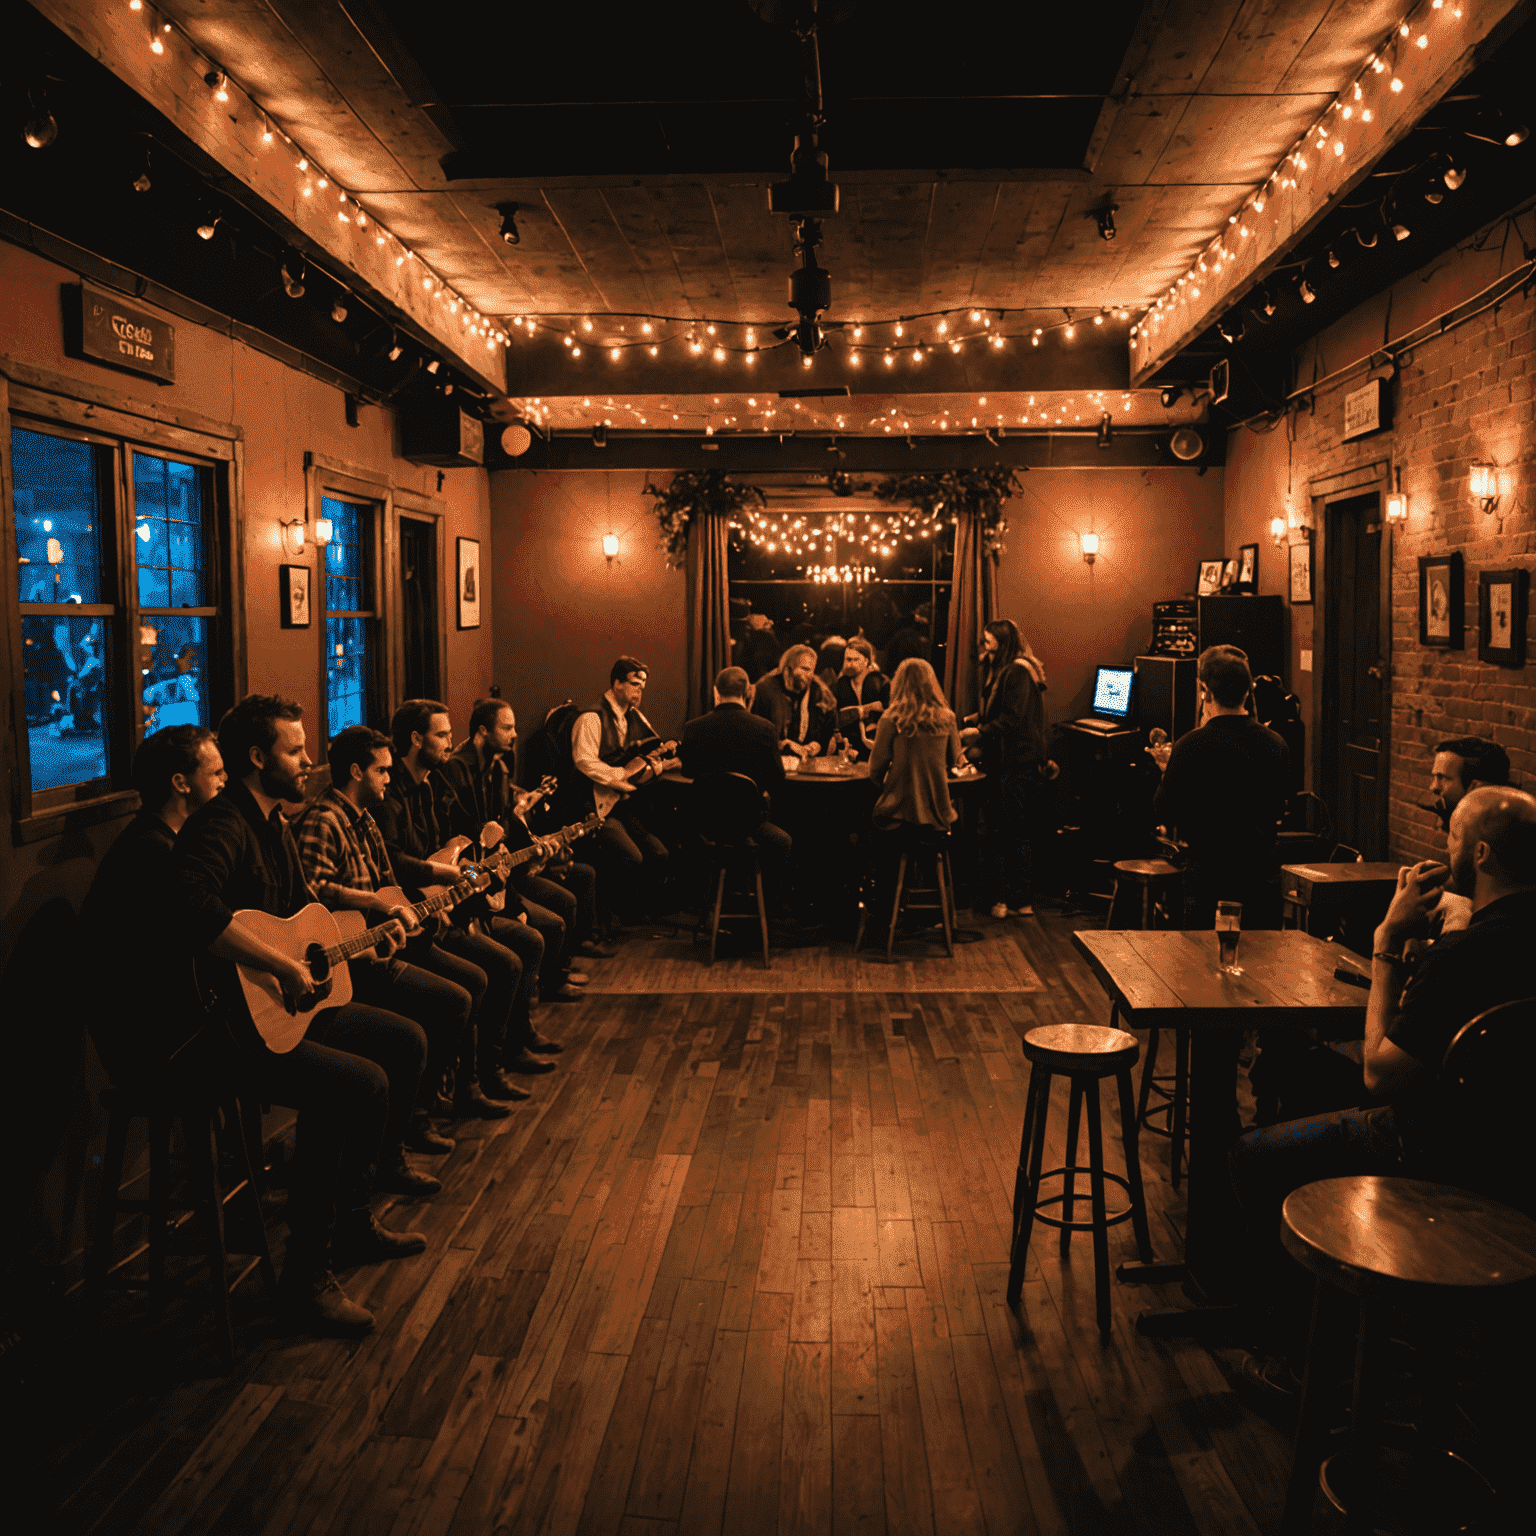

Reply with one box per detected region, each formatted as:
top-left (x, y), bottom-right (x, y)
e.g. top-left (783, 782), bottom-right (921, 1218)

top-left (48, 911), bottom-right (1318, 1536)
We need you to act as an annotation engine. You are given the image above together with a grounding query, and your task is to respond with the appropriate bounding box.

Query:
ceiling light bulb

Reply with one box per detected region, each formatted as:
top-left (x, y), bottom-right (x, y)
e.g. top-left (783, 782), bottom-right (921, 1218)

top-left (196, 216), bottom-right (220, 240)
top-left (1299, 279), bottom-right (1315, 303)
top-left (1391, 78), bottom-right (1403, 93)
top-left (330, 299), bottom-right (347, 323)
top-left (150, 35), bottom-right (164, 53)
top-left (894, 322), bottom-right (904, 337)
top-left (1506, 123), bottom-right (1530, 146)
top-left (970, 309), bottom-right (981, 322)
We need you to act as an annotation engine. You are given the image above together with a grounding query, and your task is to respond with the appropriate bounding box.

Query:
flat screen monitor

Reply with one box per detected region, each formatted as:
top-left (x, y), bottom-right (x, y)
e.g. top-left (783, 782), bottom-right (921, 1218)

top-left (1092, 665), bottom-right (1134, 720)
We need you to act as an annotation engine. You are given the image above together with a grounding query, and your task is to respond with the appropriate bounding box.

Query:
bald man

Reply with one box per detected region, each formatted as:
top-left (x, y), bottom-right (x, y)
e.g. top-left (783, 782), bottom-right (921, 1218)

top-left (1229, 786), bottom-right (1536, 1392)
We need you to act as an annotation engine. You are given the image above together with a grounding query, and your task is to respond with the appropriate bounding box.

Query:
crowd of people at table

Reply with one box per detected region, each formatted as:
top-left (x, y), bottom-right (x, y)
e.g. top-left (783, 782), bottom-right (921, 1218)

top-left (79, 621), bottom-right (1534, 1361)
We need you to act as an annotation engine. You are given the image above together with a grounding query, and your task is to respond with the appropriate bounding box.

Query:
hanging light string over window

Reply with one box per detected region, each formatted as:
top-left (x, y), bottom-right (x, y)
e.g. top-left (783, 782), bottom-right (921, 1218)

top-left (1132, 1), bottom-right (1480, 357)
top-left (126, 2), bottom-right (508, 358)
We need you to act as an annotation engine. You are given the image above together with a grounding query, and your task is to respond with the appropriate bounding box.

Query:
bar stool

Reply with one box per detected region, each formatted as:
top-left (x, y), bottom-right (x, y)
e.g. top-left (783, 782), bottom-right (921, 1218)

top-left (1135, 1025), bottom-right (1190, 1189)
top-left (1006, 1023), bottom-right (1154, 1336)
top-left (855, 830), bottom-right (956, 961)
top-left (87, 1081), bottom-right (277, 1367)
top-left (691, 771), bottom-right (772, 968)
top-left (1105, 858), bottom-right (1181, 930)
top-left (1280, 1177), bottom-right (1536, 1535)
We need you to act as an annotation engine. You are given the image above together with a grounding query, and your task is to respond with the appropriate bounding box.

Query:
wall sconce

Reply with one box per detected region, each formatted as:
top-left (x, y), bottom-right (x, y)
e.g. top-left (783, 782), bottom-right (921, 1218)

top-left (1270, 516), bottom-right (1287, 547)
top-left (602, 532), bottom-right (620, 562)
top-left (1080, 531), bottom-right (1099, 565)
top-left (1385, 468), bottom-right (1408, 526)
top-left (280, 518), bottom-right (305, 557)
top-left (312, 516), bottom-right (334, 548)
top-left (1469, 462), bottom-right (1500, 513)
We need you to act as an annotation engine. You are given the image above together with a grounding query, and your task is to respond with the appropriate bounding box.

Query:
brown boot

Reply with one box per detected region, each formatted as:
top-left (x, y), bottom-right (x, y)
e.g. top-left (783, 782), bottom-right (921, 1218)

top-left (278, 1266), bottom-right (374, 1336)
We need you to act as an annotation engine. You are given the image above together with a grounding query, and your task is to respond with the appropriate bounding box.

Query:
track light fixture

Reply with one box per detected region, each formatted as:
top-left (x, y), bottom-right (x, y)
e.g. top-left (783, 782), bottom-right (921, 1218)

top-left (592, 423), bottom-right (608, 448)
top-left (196, 214), bottom-right (220, 241)
top-left (1160, 385), bottom-right (1184, 409)
top-left (1097, 413), bottom-right (1112, 449)
top-left (330, 298), bottom-right (348, 323)
top-left (133, 144), bottom-right (152, 192)
top-left (1393, 220), bottom-right (1411, 241)
top-left (1217, 314), bottom-right (1245, 344)
top-left (426, 359), bottom-right (440, 374)
top-left (1262, 291), bottom-right (1277, 317)
top-left (387, 332), bottom-right (403, 361)
top-left (1328, 249), bottom-right (1340, 268)
top-left (1089, 203), bottom-right (1119, 242)
top-left (204, 70), bottom-right (229, 102)
top-left (496, 202), bottom-right (521, 245)
top-left (1299, 278), bottom-right (1316, 303)
top-left (1465, 108), bottom-right (1529, 148)
top-left (280, 259), bottom-right (305, 298)
top-left (1443, 156), bottom-right (1467, 190)
top-left (23, 112), bottom-right (57, 149)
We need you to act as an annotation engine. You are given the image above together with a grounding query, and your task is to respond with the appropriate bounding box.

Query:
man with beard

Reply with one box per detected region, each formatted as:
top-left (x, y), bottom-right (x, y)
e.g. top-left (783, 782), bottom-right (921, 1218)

top-left (81, 725), bottom-right (227, 1083)
top-left (172, 695), bottom-right (429, 1337)
top-left (1228, 785), bottom-right (1536, 1390)
top-left (377, 699), bottom-right (555, 1108)
top-left (292, 725), bottom-right (488, 1180)
top-left (1426, 735), bottom-right (1510, 933)
top-left (751, 644), bottom-right (834, 760)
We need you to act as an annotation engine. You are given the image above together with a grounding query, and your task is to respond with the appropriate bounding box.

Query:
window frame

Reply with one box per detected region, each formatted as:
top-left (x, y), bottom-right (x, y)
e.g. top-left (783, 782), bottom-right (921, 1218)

top-left (1, 359), bottom-right (244, 842)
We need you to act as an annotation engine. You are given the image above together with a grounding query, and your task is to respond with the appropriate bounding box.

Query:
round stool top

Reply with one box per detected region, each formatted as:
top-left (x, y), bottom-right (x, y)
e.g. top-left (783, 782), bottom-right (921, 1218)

top-left (1281, 1177), bottom-right (1536, 1298)
top-left (1023, 1023), bottom-right (1140, 1073)
top-left (1112, 859), bottom-right (1180, 881)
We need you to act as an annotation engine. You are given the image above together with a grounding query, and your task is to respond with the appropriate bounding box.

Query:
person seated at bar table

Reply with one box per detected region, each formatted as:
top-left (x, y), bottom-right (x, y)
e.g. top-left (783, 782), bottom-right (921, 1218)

top-left (1426, 734), bottom-right (1510, 934)
top-left (752, 644), bottom-right (835, 761)
top-left (833, 636), bottom-right (890, 759)
top-left (1229, 785), bottom-right (1536, 1394)
top-left (869, 658), bottom-right (961, 835)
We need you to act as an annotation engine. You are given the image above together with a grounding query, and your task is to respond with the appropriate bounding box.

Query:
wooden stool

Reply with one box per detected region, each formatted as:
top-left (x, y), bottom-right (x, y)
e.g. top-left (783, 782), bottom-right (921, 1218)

top-left (699, 842), bottom-right (771, 968)
top-left (1134, 1024), bottom-right (1190, 1190)
top-left (1106, 859), bottom-right (1181, 930)
top-left (87, 1082), bottom-right (277, 1367)
top-left (1281, 1176), bottom-right (1536, 1535)
top-left (856, 836), bottom-right (956, 961)
top-left (1006, 1024), bottom-right (1154, 1336)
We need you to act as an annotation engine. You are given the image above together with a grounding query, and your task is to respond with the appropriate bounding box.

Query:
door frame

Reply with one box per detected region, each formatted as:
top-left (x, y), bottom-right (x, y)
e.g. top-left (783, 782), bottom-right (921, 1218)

top-left (390, 485), bottom-right (448, 708)
top-left (1310, 459), bottom-right (1392, 857)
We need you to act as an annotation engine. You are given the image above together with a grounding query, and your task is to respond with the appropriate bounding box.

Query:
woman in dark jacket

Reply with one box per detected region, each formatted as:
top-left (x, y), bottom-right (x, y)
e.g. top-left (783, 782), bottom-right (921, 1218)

top-left (961, 619), bottom-right (1055, 918)
top-left (832, 636), bottom-right (890, 759)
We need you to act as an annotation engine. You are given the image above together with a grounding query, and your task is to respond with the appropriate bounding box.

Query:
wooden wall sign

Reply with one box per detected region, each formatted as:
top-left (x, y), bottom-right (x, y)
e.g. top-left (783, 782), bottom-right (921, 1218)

top-left (1342, 378), bottom-right (1388, 441)
top-left (70, 284), bottom-right (176, 384)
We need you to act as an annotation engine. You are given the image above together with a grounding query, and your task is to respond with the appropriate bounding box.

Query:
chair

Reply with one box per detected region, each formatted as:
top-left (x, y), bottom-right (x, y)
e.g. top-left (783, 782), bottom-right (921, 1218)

top-left (1006, 1024), bottom-right (1154, 1337)
top-left (854, 826), bottom-right (956, 961)
top-left (1105, 858), bottom-right (1181, 930)
top-left (87, 1076), bottom-right (276, 1368)
top-left (691, 771), bottom-right (772, 968)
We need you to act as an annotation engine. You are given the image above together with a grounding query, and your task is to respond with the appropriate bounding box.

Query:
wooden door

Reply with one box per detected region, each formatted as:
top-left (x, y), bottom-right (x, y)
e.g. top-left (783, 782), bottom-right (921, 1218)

top-left (1322, 493), bottom-right (1388, 858)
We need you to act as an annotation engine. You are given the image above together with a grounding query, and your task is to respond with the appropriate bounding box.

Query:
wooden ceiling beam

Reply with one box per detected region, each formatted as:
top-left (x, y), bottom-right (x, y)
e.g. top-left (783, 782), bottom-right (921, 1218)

top-left (1130, 0), bottom-right (1531, 384)
top-left (30, 0), bottom-right (506, 393)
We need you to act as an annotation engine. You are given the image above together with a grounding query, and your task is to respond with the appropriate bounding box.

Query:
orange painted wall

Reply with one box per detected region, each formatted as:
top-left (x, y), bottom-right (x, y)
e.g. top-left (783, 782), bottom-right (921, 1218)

top-left (992, 467), bottom-right (1228, 722)
top-left (488, 469), bottom-right (689, 743)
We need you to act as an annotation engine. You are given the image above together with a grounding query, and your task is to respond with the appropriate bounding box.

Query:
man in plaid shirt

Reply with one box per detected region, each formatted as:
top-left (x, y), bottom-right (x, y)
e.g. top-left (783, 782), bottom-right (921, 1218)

top-left (292, 725), bottom-right (491, 1165)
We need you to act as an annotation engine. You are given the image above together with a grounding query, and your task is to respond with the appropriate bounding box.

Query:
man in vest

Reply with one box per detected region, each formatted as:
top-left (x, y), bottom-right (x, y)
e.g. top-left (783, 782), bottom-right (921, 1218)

top-left (567, 657), bottom-right (676, 923)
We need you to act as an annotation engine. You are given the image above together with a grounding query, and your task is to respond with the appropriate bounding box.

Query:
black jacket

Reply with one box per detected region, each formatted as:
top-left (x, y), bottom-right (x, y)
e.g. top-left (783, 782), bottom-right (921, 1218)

top-left (974, 658), bottom-right (1049, 774)
top-left (751, 671), bottom-right (835, 749)
top-left (680, 702), bottom-right (786, 799)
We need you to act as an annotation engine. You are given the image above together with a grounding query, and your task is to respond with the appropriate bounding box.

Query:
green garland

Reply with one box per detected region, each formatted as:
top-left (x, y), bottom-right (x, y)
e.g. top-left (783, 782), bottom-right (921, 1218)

top-left (873, 469), bottom-right (1022, 560)
top-left (643, 471), bottom-right (766, 570)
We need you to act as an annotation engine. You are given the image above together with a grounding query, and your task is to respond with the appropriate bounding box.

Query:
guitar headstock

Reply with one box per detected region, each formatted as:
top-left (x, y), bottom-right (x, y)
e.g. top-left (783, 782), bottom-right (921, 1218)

top-left (538, 774), bottom-right (558, 798)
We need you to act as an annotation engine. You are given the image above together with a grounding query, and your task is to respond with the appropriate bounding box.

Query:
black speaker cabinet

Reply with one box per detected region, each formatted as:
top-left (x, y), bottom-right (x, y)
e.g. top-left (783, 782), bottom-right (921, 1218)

top-left (402, 401), bottom-right (485, 467)
top-left (1134, 655), bottom-right (1197, 738)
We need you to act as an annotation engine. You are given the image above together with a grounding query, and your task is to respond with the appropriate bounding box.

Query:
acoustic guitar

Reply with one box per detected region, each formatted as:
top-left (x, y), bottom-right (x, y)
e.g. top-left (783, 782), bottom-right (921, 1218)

top-left (206, 866), bottom-right (490, 1054)
top-left (430, 812), bottom-right (604, 914)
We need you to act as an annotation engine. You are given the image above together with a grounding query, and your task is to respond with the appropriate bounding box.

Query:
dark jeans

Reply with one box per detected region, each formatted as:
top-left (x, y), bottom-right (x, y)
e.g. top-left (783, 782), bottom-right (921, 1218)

top-left (350, 957), bottom-right (474, 1113)
top-left (484, 913), bottom-right (547, 1033)
top-left (981, 767), bottom-right (1033, 909)
top-left (237, 1001), bottom-right (426, 1267)
top-left (1229, 1102), bottom-right (1405, 1350)
top-left (596, 807), bottom-right (670, 919)
top-left (437, 924), bottom-right (522, 1078)
top-left (554, 860), bottom-right (599, 945)
top-left (516, 872), bottom-right (580, 976)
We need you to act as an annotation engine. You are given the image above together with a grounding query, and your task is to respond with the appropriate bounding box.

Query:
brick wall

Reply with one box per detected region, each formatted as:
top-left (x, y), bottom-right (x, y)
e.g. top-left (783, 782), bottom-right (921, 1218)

top-left (1224, 212), bottom-right (1535, 863)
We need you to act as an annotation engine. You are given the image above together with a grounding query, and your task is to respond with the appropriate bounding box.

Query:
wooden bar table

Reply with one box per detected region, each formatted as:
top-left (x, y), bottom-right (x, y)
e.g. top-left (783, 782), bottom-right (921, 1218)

top-left (1280, 860), bottom-right (1405, 939)
top-left (1071, 927), bottom-right (1368, 1334)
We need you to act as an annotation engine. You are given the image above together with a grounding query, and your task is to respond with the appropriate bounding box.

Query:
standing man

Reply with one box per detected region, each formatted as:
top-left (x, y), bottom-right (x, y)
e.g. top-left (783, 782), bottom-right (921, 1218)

top-left (172, 695), bottom-right (429, 1336)
top-left (1151, 645), bottom-right (1290, 929)
top-left (565, 658), bottom-right (676, 924)
top-left (292, 724), bottom-right (489, 1172)
top-left (752, 645), bottom-right (834, 760)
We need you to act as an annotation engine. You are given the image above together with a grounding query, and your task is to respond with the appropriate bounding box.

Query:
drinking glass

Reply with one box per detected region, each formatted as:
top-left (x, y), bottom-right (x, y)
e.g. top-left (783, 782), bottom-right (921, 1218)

top-left (1215, 901), bottom-right (1242, 974)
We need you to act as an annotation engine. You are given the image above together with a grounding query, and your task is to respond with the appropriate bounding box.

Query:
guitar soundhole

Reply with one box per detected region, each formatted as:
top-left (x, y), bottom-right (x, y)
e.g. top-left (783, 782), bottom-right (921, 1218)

top-left (306, 943), bottom-right (330, 985)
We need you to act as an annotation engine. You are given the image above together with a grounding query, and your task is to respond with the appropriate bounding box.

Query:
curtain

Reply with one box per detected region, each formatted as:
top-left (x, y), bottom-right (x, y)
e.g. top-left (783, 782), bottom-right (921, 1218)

top-left (685, 511), bottom-right (732, 722)
top-left (944, 509), bottom-right (996, 718)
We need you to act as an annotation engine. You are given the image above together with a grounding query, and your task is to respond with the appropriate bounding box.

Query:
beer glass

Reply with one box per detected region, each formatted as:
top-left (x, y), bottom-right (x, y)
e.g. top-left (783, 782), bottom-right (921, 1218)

top-left (1216, 900), bottom-right (1243, 974)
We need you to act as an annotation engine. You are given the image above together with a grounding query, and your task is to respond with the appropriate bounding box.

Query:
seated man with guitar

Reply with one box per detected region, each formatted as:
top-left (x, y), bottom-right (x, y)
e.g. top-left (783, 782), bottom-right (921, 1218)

top-left (443, 697), bottom-right (600, 1008)
top-left (564, 657), bottom-right (680, 925)
top-left (378, 699), bottom-right (551, 1104)
top-left (172, 694), bottom-right (429, 1337)
top-left (292, 725), bottom-right (490, 1173)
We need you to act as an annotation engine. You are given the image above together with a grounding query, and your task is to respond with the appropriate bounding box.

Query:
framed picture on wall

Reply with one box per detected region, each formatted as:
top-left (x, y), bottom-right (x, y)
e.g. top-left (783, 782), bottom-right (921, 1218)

top-left (457, 537), bottom-right (481, 630)
top-left (1197, 559), bottom-right (1223, 596)
top-left (1289, 536), bottom-right (1313, 604)
top-left (1418, 552), bottom-right (1463, 648)
top-left (1236, 542), bottom-right (1259, 593)
top-left (279, 564), bottom-right (310, 628)
top-left (1478, 568), bottom-right (1527, 666)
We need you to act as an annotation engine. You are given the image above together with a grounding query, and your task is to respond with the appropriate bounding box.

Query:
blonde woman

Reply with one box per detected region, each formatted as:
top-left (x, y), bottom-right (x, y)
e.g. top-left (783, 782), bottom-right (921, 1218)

top-left (869, 658), bottom-right (962, 835)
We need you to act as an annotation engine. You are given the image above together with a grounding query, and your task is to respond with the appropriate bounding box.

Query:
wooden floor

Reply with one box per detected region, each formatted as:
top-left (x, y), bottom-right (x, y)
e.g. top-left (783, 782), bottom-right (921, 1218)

top-left (51, 913), bottom-right (1306, 1536)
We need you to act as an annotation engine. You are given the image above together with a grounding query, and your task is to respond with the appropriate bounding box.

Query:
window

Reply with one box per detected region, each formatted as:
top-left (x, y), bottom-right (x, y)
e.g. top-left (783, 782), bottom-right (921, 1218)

top-left (727, 495), bottom-right (955, 688)
top-left (8, 416), bottom-right (229, 818)
top-left (322, 495), bottom-right (377, 735)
